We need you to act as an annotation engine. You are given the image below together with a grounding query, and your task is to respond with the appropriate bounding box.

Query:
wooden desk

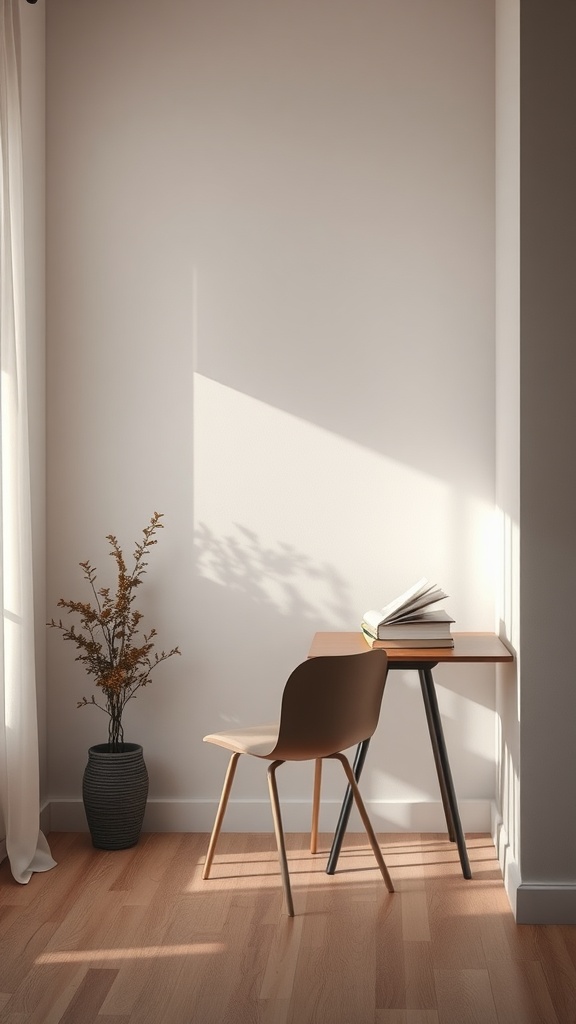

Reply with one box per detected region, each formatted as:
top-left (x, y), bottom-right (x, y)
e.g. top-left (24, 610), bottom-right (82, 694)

top-left (308, 632), bottom-right (513, 879)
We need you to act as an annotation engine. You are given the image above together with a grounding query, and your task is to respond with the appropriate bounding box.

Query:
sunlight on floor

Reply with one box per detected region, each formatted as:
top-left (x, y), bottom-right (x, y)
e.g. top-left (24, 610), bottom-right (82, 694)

top-left (36, 942), bottom-right (225, 964)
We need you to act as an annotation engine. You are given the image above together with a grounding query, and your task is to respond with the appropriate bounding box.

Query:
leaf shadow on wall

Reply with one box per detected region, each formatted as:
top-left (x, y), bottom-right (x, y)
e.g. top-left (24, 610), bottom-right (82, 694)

top-left (192, 520), bottom-right (353, 727)
top-left (194, 520), bottom-right (352, 629)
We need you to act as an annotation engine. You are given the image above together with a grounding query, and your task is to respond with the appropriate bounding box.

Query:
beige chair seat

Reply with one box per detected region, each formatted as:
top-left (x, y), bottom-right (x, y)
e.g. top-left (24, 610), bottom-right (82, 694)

top-left (203, 723), bottom-right (280, 758)
top-left (202, 650), bottom-right (394, 916)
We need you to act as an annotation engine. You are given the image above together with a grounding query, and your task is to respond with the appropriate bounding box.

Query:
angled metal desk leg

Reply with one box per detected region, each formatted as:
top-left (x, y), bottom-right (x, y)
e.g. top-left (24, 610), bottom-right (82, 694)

top-left (325, 738), bottom-right (370, 875)
top-left (419, 665), bottom-right (472, 879)
top-left (418, 668), bottom-right (456, 843)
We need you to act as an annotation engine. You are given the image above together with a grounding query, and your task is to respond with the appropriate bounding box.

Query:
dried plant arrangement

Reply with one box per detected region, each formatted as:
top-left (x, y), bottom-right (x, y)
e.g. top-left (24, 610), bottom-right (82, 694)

top-left (49, 511), bottom-right (181, 750)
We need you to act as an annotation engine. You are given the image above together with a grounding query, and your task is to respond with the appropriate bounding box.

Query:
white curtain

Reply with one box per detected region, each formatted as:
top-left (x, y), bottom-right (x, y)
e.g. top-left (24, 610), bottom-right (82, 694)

top-left (0, 0), bottom-right (55, 882)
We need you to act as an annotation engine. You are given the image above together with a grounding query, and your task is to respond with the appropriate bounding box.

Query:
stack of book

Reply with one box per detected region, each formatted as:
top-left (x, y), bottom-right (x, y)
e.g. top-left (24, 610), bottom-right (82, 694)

top-left (361, 577), bottom-right (454, 649)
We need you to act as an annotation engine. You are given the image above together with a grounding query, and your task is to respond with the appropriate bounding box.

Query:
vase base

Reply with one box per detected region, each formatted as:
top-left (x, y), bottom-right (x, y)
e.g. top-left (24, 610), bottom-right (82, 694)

top-left (90, 836), bottom-right (141, 851)
top-left (82, 743), bottom-right (149, 852)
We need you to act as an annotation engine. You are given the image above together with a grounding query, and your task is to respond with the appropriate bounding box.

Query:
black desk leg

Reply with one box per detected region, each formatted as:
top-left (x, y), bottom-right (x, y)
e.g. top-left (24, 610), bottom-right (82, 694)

top-left (418, 666), bottom-right (472, 880)
top-left (418, 668), bottom-right (456, 844)
top-left (325, 738), bottom-right (370, 875)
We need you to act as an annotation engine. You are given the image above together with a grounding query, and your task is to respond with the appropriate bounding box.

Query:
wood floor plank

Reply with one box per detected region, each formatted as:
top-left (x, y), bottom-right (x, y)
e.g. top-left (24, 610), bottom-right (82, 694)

top-left (0, 913), bottom-right (61, 992)
top-left (375, 1012), bottom-right (439, 1023)
top-left (375, 887), bottom-right (406, 1009)
top-left (200, 900), bottom-right (267, 1024)
top-left (401, 888), bottom-right (430, 944)
top-left (427, 886), bottom-right (487, 970)
top-left (398, 834), bottom-right (431, 947)
top-left (475, 890), bottom-right (519, 963)
top-left (99, 898), bottom-right (196, 1015)
top-left (153, 832), bottom-right (227, 932)
top-left (0, 868), bottom-right (37, 908)
top-left (404, 941), bottom-right (436, 1011)
top-left (531, 927), bottom-right (576, 1024)
top-left (41, 887), bottom-right (137, 960)
top-left (3, 963), bottom-right (88, 1023)
top-left (434, 967), bottom-right (499, 1024)
top-left (0, 904), bottom-right (23, 940)
top-left (93, 1018), bottom-right (131, 1023)
top-left (108, 832), bottom-right (183, 906)
top-left (558, 923), bottom-right (576, 971)
top-left (487, 958), bottom-right (561, 1023)
top-left (58, 967), bottom-right (119, 1024)
top-left (259, 916), bottom-right (304, 1000)
top-left (110, 948), bottom-right (191, 1024)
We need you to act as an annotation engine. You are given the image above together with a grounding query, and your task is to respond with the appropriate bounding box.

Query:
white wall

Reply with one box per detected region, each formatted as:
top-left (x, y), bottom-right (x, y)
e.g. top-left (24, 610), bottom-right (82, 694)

top-left (46, 0), bottom-right (497, 834)
top-left (495, 0), bottom-right (576, 926)
top-left (516, 0), bottom-right (576, 924)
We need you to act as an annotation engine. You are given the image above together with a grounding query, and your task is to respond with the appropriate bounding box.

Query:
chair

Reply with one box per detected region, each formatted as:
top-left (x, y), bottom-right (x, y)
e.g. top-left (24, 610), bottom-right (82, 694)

top-left (202, 650), bottom-right (394, 916)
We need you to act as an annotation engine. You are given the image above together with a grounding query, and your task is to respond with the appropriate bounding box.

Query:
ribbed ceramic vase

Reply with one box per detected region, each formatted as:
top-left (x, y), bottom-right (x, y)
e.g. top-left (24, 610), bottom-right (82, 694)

top-left (82, 742), bottom-right (149, 850)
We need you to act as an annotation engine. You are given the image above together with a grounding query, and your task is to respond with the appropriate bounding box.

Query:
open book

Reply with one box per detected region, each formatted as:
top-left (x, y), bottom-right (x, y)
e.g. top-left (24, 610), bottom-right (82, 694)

top-left (363, 578), bottom-right (450, 638)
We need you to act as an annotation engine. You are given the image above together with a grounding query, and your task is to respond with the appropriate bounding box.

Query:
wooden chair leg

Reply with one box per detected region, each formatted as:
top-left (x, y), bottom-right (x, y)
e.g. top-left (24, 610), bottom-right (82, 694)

top-left (330, 752), bottom-right (394, 893)
top-left (311, 758), bottom-right (322, 854)
top-left (267, 760), bottom-right (294, 917)
top-left (203, 751), bottom-right (241, 879)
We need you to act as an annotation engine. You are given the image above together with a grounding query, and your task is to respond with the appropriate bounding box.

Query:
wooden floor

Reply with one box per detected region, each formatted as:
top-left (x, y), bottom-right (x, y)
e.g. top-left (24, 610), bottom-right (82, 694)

top-left (1, 831), bottom-right (576, 1024)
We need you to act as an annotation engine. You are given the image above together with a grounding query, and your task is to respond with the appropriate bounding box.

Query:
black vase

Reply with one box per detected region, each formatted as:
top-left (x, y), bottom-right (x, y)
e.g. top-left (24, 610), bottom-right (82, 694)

top-left (82, 742), bottom-right (149, 850)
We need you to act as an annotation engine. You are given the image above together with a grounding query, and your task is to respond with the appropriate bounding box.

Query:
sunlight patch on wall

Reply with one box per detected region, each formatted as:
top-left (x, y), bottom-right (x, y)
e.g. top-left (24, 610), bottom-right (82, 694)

top-left (193, 373), bottom-right (496, 629)
top-left (496, 503), bottom-right (519, 650)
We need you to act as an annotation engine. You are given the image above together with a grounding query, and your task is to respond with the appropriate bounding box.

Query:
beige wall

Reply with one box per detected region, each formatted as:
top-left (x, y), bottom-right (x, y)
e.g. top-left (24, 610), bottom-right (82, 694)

top-left (45, 1), bottom-right (497, 835)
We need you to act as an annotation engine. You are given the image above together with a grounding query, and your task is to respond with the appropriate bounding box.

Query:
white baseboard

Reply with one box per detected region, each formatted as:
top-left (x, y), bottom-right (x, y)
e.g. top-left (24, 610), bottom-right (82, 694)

top-left (491, 805), bottom-right (522, 919)
top-left (40, 801), bottom-right (51, 837)
top-left (491, 807), bottom-right (576, 924)
top-left (48, 797), bottom-right (493, 835)
top-left (515, 884), bottom-right (576, 925)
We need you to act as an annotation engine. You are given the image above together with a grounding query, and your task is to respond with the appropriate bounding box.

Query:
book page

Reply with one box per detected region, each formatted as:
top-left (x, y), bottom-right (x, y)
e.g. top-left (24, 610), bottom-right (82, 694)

top-left (384, 589), bottom-right (448, 623)
top-left (363, 578), bottom-right (448, 630)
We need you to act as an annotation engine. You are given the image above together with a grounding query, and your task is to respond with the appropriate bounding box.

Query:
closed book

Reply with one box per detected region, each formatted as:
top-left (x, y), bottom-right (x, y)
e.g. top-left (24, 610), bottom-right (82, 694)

top-left (361, 626), bottom-right (455, 650)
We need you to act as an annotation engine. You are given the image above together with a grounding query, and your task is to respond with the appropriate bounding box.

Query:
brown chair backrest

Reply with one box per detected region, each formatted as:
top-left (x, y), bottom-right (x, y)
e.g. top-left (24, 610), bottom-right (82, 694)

top-left (269, 651), bottom-right (389, 761)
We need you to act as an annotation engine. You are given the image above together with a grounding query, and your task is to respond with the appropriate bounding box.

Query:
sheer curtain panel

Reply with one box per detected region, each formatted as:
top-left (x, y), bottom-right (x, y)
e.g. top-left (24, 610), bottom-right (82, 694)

top-left (0, 0), bottom-right (55, 882)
